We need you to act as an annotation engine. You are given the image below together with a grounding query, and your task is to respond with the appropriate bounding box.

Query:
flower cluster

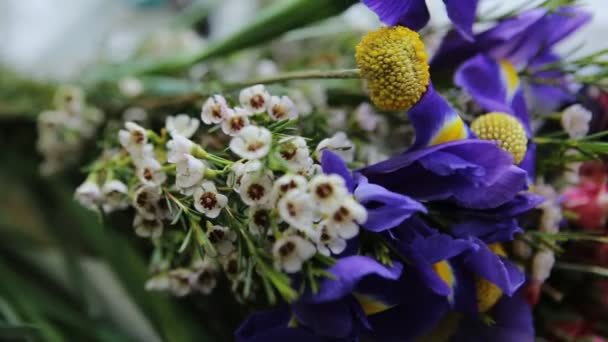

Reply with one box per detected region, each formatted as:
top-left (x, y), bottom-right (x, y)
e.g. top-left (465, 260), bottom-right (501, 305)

top-left (75, 84), bottom-right (368, 300)
top-left (37, 86), bottom-right (104, 175)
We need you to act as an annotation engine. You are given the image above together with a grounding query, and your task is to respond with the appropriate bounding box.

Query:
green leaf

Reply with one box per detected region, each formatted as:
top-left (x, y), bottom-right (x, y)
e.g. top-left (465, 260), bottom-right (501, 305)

top-left (87, 0), bottom-right (357, 80)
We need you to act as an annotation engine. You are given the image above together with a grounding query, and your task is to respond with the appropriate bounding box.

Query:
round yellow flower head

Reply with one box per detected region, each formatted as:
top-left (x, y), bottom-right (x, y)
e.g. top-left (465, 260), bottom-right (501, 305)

top-left (471, 112), bottom-right (528, 164)
top-left (476, 244), bottom-right (507, 312)
top-left (355, 26), bottom-right (430, 111)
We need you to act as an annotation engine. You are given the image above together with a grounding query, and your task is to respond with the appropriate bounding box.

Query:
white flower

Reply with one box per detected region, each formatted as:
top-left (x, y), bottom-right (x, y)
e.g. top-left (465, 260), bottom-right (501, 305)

top-left (540, 205), bottom-right (562, 234)
top-left (101, 180), bottom-right (129, 212)
top-left (228, 159), bottom-right (263, 190)
top-left (221, 108), bottom-right (251, 136)
top-left (276, 136), bottom-right (312, 172)
top-left (136, 157), bottom-right (167, 186)
top-left (271, 174), bottom-right (308, 204)
top-left (201, 95), bottom-right (230, 125)
top-left (221, 254), bottom-right (242, 280)
top-left (287, 89), bottom-right (313, 116)
top-left (118, 121), bottom-right (148, 152)
top-left (168, 269), bottom-right (192, 297)
top-left (75, 180), bottom-right (102, 211)
top-left (193, 181), bottom-right (228, 218)
top-left (239, 84), bottom-right (270, 114)
top-left (355, 102), bottom-right (380, 132)
top-left (308, 174), bottom-right (348, 214)
top-left (273, 235), bottom-right (316, 273)
top-left (562, 104), bottom-right (592, 139)
top-left (327, 197), bottom-right (367, 239)
top-left (278, 190), bottom-right (316, 234)
top-left (531, 249), bottom-right (555, 283)
top-left (207, 225), bottom-right (238, 257)
top-left (315, 132), bottom-right (355, 163)
top-left (267, 95), bottom-right (298, 121)
top-left (249, 206), bottom-right (272, 235)
top-left (189, 266), bottom-right (217, 295)
top-left (133, 185), bottom-right (161, 220)
top-left (176, 155), bottom-right (206, 189)
top-left (229, 126), bottom-right (272, 160)
top-left (166, 135), bottom-right (194, 163)
top-left (133, 214), bottom-right (163, 239)
top-left (239, 171), bottom-right (273, 206)
top-left (129, 144), bottom-right (155, 166)
top-left (315, 221), bottom-right (347, 256)
top-left (166, 114), bottom-right (200, 138)
top-left (145, 274), bottom-right (170, 292)
top-left (118, 77), bottom-right (144, 98)
top-left (512, 239), bottom-right (532, 259)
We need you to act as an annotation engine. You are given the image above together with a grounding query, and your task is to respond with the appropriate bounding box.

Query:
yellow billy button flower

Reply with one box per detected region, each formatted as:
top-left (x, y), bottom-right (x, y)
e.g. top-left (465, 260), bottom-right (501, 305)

top-left (476, 243), bottom-right (507, 313)
top-left (355, 26), bottom-right (430, 111)
top-left (470, 112), bottom-right (528, 164)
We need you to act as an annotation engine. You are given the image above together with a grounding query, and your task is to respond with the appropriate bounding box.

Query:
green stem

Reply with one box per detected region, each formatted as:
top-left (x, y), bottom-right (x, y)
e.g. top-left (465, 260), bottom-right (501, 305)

top-left (222, 69), bottom-right (360, 91)
top-left (554, 262), bottom-right (608, 277)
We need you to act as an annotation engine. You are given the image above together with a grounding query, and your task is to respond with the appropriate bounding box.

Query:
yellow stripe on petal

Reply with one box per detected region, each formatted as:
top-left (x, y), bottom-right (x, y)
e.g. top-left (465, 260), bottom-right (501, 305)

top-left (354, 293), bottom-right (395, 315)
top-left (430, 116), bottom-right (468, 146)
top-left (499, 60), bottom-right (520, 101)
top-left (433, 261), bottom-right (456, 290)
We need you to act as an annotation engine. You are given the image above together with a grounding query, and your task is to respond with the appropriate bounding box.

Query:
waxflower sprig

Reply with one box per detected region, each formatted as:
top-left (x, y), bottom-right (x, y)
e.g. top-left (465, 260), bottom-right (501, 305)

top-left (74, 84), bottom-right (368, 304)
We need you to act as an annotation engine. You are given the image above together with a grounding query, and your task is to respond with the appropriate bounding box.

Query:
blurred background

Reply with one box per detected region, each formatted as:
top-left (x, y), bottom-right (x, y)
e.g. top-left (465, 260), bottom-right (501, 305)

top-left (0, 0), bottom-right (606, 341)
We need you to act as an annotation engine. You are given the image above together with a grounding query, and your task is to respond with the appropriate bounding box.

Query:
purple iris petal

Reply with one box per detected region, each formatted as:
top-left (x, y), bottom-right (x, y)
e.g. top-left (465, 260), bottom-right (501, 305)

top-left (365, 278), bottom-right (451, 340)
top-left (452, 292), bottom-right (534, 342)
top-left (527, 51), bottom-right (575, 112)
top-left (361, 0), bottom-right (430, 31)
top-left (321, 150), bottom-right (355, 192)
top-left (443, 0), bottom-right (479, 41)
top-left (452, 218), bottom-right (522, 245)
top-left (303, 256), bottom-right (402, 304)
top-left (292, 300), bottom-right (356, 339)
top-left (362, 140), bottom-right (529, 209)
top-left (235, 307), bottom-right (325, 342)
top-left (454, 54), bottom-right (515, 114)
top-left (354, 175), bottom-right (426, 232)
top-left (462, 239), bottom-right (525, 296)
top-left (407, 84), bottom-right (472, 149)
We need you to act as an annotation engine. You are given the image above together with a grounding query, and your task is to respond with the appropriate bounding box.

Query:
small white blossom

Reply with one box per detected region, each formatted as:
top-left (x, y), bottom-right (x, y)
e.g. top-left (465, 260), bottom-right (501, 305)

top-left (221, 108), bottom-right (251, 136)
top-left (129, 144), bottom-right (155, 166)
top-left (101, 180), bottom-right (129, 212)
top-left (229, 126), bottom-right (272, 160)
top-left (540, 205), bottom-right (562, 233)
top-left (145, 274), bottom-right (170, 292)
top-left (327, 197), bottom-right (367, 239)
top-left (316, 132), bottom-right (355, 163)
top-left (287, 89), bottom-right (313, 116)
top-left (75, 180), bottom-right (102, 211)
top-left (118, 121), bottom-right (148, 152)
top-left (354, 102), bottom-right (380, 132)
top-left (118, 77), bottom-right (144, 98)
top-left (531, 249), bottom-right (555, 283)
top-left (189, 265), bottom-right (217, 295)
top-left (201, 95), bottom-right (230, 125)
top-left (166, 135), bottom-right (194, 163)
top-left (512, 239), bottom-right (533, 259)
top-left (267, 95), bottom-right (298, 121)
top-left (133, 185), bottom-right (161, 220)
top-left (271, 174), bottom-right (308, 204)
top-left (193, 181), bottom-right (228, 218)
top-left (276, 136), bottom-right (312, 172)
top-left (308, 174), bottom-right (348, 214)
top-left (239, 84), bottom-right (270, 114)
top-left (278, 190), bottom-right (316, 234)
top-left (168, 269), bottom-right (193, 297)
top-left (248, 205), bottom-right (272, 235)
top-left (239, 171), bottom-right (274, 206)
top-left (272, 235), bottom-right (316, 273)
top-left (136, 157), bottom-right (167, 186)
top-left (133, 214), bottom-right (163, 239)
top-left (176, 155), bottom-right (206, 189)
top-left (207, 225), bottom-right (238, 257)
top-left (562, 104), bottom-right (592, 139)
top-left (228, 159), bottom-right (263, 190)
top-left (166, 114), bottom-right (200, 138)
top-left (315, 221), bottom-right (347, 256)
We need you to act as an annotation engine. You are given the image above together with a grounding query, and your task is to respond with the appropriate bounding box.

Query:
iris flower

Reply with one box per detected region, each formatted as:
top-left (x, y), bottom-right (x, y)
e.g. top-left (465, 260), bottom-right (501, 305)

top-left (362, 0), bottom-right (480, 40)
top-left (432, 7), bottom-right (591, 115)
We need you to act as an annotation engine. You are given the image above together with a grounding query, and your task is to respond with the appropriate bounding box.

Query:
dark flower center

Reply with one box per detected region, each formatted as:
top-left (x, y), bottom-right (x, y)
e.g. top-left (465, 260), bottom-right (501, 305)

top-left (247, 184), bottom-right (266, 200)
top-left (279, 241), bottom-right (296, 256)
top-left (333, 206), bottom-right (350, 222)
top-left (200, 192), bottom-right (217, 209)
top-left (315, 183), bottom-right (333, 199)
top-left (250, 95), bottom-right (266, 109)
top-left (208, 228), bottom-right (225, 243)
